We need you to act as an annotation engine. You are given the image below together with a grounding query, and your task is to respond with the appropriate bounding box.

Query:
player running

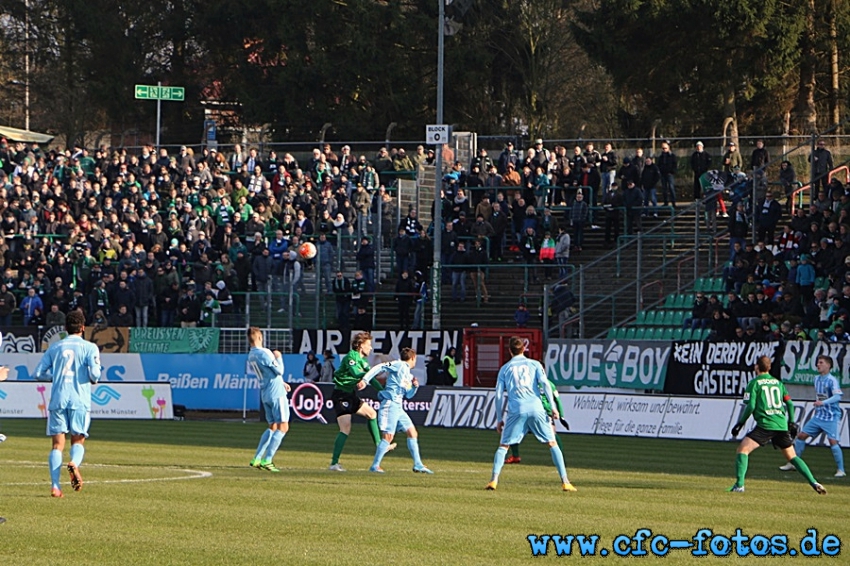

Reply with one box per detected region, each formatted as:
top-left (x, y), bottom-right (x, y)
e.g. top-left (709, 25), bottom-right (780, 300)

top-left (505, 379), bottom-right (569, 464)
top-left (486, 337), bottom-right (575, 492)
top-left (34, 311), bottom-right (102, 498)
top-left (328, 332), bottom-right (394, 472)
top-left (247, 327), bottom-right (291, 473)
top-left (729, 355), bottom-right (826, 494)
top-left (779, 355), bottom-right (845, 478)
top-left (361, 348), bottom-right (432, 474)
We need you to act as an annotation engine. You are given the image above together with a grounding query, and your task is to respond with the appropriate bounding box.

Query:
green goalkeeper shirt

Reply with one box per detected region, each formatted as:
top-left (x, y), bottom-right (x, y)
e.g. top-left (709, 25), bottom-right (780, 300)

top-left (539, 380), bottom-right (563, 417)
top-left (333, 350), bottom-right (371, 393)
top-left (740, 372), bottom-right (793, 431)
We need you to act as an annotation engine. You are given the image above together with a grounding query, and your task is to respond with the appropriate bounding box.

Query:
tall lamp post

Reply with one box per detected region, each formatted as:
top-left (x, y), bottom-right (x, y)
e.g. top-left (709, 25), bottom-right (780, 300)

top-left (431, 0), bottom-right (445, 330)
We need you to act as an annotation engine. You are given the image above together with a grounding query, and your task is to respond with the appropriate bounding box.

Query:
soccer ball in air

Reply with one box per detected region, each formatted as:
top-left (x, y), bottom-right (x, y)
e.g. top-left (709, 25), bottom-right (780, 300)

top-left (298, 242), bottom-right (317, 260)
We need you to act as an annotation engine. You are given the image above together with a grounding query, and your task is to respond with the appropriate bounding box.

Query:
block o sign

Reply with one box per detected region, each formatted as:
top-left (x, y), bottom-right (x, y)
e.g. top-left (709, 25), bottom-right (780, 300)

top-left (426, 125), bottom-right (449, 145)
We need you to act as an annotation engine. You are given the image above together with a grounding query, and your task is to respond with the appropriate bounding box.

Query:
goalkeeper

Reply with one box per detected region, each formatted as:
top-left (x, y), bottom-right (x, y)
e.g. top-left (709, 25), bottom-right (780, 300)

top-left (505, 379), bottom-right (568, 465)
top-left (728, 356), bottom-right (826, 494)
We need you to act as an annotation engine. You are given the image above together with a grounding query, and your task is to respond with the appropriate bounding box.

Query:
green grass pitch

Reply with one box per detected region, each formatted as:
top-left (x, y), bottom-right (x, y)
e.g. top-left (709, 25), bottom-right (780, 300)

top-left (0, 419), bottom-right (846, 565)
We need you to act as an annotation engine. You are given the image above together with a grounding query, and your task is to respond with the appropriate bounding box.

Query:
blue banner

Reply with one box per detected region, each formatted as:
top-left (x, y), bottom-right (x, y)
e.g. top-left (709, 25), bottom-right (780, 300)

top-left (140, 353), bottom-right (313, 410)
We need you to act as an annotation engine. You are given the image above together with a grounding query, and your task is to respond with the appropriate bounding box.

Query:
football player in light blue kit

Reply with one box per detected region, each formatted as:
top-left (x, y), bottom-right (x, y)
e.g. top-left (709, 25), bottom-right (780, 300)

top-left (33, 311), bottom-right (102, 498)
top-left (486, 336), bottom-right (576, 492)
top-left (780, 355), bottom-right (845, 477)
top-left (363, 347), bottom-right (432, 474)
top-left (247, 327), bottom-right (291, 473)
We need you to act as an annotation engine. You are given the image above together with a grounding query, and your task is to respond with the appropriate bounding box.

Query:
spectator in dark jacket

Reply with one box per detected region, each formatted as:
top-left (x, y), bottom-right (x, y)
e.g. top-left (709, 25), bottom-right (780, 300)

top-left (656, 142), bottom-right (678, 207)
top-left (394, 270), bottom-right (416, 329)
top-left (157, 280), bottom-right (179, 327)
top-left (133, 269), bottom-right (154, 327)
top-left (178, 286), bottom-right (201, 327)
top-left (112, 280), bottom-right (136, 312)
top-left (108, 304), bottom-right (134, 327)
top-left (392, 228), bottom-right (414, 277)
top-left (755, 192), bottom-right (782, 245)
top-left (640, 157), bottom-right (662, 215)
top-left (332, 271), bottom-right (352, 327)
top-left (356, 237), bottom-right (376, 292)
top-left (690, 142), bottom-right (712, 200)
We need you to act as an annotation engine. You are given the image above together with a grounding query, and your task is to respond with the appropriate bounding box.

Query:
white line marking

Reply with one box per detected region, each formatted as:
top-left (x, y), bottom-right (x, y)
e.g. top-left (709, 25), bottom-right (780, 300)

top-left (0, 460), bottom-right (212, 486)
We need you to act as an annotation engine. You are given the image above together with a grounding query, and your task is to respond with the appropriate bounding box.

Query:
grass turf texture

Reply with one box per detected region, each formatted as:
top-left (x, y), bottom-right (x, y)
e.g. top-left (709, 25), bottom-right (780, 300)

top-left (0, 420), bottom-right (846, 565)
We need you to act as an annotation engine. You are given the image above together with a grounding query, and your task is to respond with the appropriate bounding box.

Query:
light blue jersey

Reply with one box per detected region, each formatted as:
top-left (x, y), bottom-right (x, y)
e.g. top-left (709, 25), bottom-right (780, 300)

top-left (368, 361), bottom-right (417, 404)
top-left (248, 347), bottom-right (286, 404)
top-left (34, 335), bottom-right (102, 411)
top-left (495, 355), bottom-right (554, 417)
top-left (813, 374), bottom-right (842, 422)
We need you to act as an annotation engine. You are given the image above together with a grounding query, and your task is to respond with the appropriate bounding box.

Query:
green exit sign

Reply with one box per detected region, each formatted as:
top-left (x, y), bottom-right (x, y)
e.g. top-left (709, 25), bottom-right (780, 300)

top-left (135, 84), bottom-right (185, 101)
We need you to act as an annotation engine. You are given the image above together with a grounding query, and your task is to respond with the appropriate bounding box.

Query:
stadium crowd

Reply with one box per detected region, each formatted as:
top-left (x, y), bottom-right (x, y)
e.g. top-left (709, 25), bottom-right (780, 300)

top-left (690, 182), bottom-right (850, 342)
top-left (0, 136), bottom-right (643, 330)
top-left (0, 135), bottom-right (842, 334)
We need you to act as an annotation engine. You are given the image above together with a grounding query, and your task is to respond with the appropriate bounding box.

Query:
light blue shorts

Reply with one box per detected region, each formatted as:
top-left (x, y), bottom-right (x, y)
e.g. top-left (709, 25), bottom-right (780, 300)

top-left (500, 408), bottom-right (555, 445)
top-left (264, 396), bottom-right (290, 424)
top-left (801, 417), bottom-right (840, 441)
top-left (47, 408), bottom-right (91, 437)
top-left (378, 401), bottom-right (413, 434)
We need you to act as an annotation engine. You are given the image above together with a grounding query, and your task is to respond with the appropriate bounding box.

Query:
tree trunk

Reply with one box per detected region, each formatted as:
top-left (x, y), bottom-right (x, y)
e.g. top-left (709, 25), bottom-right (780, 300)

top-left (828, 0), bottom-right (840, 137)
top-left (796, 0), bottom-right (818, 134)
top-left (722, 81), bottom-right (738, 146)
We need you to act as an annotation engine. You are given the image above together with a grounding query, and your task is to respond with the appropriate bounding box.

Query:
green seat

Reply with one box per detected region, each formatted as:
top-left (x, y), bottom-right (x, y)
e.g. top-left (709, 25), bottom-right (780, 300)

top-left (624, 327), bottom-right (637, 340)
top-left (809, 329), bottom-right (820, 340)
top-left (606, 328), bottom-right (618, 339)
top-left (664, 295), bottom-right (677, 308)
top-left (693, 278), bottom-right (706, 292)
top-left (711, 278), bottom-right (725, 293)
top-left (680, 327), bottom-right (693, 340)
top-left (660, 327), bottom-right (675, 341)
top-left (658, 310), bottom-right (673, 326)
top-left (680, 293), bottom-right (695, 309)
top-left (643, 311), bottom-right (657, 326)
top-left (640, 328), bottom-right (655, 340)
top-left (671, 311), bottom-right (686, 327)
top-left (635, 311), bottom-right (648, 326)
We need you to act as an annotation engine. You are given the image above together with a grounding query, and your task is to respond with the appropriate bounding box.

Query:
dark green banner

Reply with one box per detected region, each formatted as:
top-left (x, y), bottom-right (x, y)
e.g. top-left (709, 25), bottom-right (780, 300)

top-left (545, 340), bottom-right (670, 391)
top-left (129, 328), bottom-right (220, 354)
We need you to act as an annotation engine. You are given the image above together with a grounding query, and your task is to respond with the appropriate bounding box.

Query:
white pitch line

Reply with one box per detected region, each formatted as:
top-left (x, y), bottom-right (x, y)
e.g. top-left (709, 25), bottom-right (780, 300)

top-left (0, 460), bottom-right (212, 486)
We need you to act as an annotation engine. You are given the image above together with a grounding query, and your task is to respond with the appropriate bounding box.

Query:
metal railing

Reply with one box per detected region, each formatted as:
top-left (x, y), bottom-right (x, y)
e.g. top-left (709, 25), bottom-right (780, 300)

top-left (543, 194), bottom-right (719, 338)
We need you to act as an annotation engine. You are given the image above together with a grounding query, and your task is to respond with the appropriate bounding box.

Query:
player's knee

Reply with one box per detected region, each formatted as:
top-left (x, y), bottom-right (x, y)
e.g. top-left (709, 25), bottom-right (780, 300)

top-left (407, 427), bottom-right (418, 439)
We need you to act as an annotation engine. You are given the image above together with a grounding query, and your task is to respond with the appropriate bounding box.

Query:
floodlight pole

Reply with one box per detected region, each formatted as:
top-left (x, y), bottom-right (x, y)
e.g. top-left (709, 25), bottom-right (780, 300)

top-left (431, 0), bottom-right (445, 330)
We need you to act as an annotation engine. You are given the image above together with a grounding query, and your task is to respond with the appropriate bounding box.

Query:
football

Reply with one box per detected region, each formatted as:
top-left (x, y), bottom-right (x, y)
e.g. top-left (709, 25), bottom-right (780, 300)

top-left (298, 242), bottom-right (317, 260)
